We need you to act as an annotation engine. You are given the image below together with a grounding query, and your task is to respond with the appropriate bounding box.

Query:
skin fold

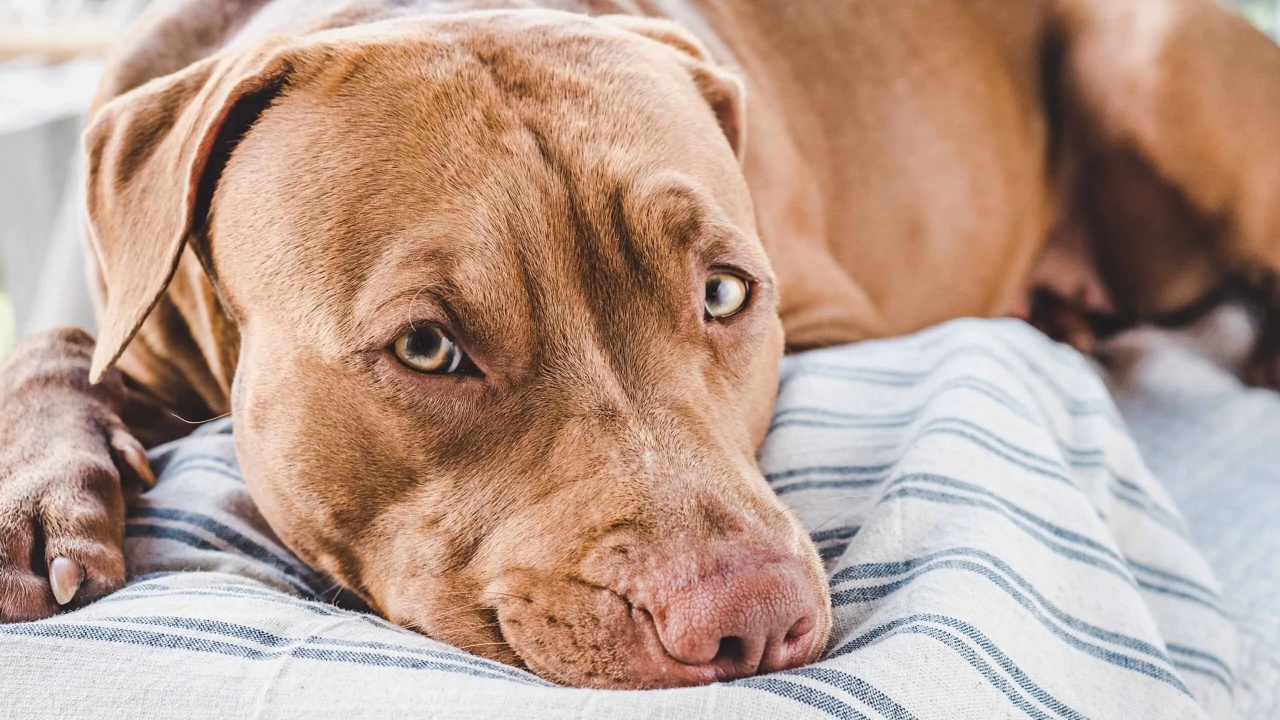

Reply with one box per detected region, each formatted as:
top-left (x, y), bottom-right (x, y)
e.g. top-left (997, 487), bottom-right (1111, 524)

top-left (1, 0), bottom-right (1279, 689)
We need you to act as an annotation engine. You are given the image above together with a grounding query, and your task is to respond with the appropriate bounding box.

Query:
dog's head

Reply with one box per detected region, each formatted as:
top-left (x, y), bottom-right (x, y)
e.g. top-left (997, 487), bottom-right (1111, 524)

top-left (84, 10), bottom-right (830, 688)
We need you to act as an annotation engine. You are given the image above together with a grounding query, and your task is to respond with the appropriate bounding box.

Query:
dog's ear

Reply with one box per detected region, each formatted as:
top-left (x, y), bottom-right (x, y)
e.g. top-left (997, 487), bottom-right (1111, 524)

top-left (83, 38), bottom-right (303, 383)
top-left (602, 16), bottom-right (746, 160)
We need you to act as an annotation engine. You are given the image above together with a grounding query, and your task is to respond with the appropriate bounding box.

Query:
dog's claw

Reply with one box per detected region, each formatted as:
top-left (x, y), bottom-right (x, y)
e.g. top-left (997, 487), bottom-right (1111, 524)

top-left (111, 430), bottom-right (155, 489)
top-left (49, 557), bottom-right (83, 606)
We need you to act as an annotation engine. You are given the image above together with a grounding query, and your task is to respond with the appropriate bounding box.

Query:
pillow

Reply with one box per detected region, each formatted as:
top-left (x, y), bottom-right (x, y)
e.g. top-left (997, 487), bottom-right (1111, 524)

top-left (2, 320), bottom-right (1233, 719)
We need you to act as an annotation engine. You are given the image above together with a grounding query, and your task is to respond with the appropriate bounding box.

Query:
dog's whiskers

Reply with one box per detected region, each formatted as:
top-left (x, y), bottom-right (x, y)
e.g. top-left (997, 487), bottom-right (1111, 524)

top-left (428, 605), bottom-right (491, 624)
top-left (805, 498), bottom-right (875, 534)
top-left (479, 590), bottom-right (532, 603)
top-left (455, 640), bottom-right (511, 652)
top-left (167, 410), bottom-right (232, 425)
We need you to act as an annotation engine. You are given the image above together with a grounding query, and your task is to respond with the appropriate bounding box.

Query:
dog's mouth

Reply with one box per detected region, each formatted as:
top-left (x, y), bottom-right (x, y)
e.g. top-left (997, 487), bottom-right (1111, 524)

top-left (478, 607), bottom-right (527, 670)
top-left (479, 579), bottom-right (689, 689)
top-left (463, 557), bottom-right (829, 689)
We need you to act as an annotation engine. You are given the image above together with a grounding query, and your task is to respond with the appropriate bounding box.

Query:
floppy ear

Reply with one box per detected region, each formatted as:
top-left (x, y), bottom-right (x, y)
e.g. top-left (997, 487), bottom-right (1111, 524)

top-left (601, 16), bottom-right (746, 160)
top-left (83, 38), bottom-right (301, 383)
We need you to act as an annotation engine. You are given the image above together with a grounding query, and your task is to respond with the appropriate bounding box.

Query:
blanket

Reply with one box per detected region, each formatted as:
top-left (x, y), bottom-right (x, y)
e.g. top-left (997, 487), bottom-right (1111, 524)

top-left (1105, 308), bottom-right (1279, 719)
top-left (0, 319), bottom-right (1234, 719)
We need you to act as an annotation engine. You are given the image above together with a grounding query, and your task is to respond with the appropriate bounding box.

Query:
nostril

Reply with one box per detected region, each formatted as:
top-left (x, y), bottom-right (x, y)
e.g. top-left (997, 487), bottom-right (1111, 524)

top-left (714, 635), bottom-right (770, 676)
top-left (763, 614), bottom-right (820, 674)
top-left (787, 615), bottom-right (815, 640)
top-left (644, 556), bottom-right (825, 681)
top-left (716, 636), bottom-right (744, 664)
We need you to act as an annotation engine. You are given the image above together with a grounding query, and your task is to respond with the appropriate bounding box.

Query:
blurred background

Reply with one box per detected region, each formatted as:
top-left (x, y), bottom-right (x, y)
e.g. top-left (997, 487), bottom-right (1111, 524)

top-left (0, 0), bottom-right (1277, 356)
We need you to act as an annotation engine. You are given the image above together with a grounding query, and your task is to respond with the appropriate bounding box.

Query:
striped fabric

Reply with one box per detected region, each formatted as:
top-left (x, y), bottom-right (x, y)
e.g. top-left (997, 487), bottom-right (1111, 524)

top-left (1, 319), bottom-right (1234, 719)
top-left (1104, 308), bottom-right (1280, 720)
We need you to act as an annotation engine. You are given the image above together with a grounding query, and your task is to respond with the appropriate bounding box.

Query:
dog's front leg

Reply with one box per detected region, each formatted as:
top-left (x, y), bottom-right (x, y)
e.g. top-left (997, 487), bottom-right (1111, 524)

top-left (0, 328), bottom-right (170, 621)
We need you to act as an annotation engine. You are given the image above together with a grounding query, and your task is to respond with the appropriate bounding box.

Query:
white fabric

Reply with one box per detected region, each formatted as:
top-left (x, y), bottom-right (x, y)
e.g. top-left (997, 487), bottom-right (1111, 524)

top-left (0, 319), bottom-right (1235, 719)
top-left (1105, 307), bottom-right (1280, 720)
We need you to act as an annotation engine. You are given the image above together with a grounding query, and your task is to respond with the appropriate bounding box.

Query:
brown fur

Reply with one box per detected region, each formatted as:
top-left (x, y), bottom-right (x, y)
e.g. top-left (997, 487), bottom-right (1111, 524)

top-left (2, 0), bottom-right (1280, 689)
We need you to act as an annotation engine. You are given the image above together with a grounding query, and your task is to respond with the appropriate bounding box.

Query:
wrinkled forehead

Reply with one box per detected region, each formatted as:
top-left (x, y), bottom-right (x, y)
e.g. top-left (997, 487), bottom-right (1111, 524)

top-left (212, 15), bottom-right (756, 343)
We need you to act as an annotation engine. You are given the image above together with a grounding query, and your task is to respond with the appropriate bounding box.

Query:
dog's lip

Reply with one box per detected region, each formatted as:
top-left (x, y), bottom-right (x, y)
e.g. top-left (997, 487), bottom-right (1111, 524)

top-left (485, 608), bottom-right (530, 671)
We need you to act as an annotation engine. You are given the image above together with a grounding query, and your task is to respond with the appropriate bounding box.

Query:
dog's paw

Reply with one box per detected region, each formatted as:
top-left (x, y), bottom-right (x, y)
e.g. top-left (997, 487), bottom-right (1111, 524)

top-left (0, 329), bottom-right (152, 622)
top-left (1021, 287), bottom-right (1123, 356)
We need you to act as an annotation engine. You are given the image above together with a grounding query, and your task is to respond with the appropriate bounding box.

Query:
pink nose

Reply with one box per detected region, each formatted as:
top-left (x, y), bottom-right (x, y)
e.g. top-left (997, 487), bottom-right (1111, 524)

top-left (648, 559), bottom-right (821, 680)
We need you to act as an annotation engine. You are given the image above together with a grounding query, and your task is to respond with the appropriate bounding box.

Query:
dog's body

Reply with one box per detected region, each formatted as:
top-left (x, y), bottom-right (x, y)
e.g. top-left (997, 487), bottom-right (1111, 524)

top-left (2, 0), bottom-right (1279, 689)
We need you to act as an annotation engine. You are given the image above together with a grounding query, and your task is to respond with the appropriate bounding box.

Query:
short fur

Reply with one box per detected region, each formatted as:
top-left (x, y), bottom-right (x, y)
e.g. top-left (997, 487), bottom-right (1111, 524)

top-left (2, 0), bottom-right (1280, 689)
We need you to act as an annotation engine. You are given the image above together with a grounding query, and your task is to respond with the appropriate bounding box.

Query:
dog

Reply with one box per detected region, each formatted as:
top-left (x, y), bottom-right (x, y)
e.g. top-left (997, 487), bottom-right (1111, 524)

top-left (1, 0), bottom-right (1278, 690)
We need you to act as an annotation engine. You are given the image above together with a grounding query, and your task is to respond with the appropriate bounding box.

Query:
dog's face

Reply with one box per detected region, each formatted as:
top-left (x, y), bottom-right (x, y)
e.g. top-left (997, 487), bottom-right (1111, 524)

top-left (85, 11), bottom-right (830, 688)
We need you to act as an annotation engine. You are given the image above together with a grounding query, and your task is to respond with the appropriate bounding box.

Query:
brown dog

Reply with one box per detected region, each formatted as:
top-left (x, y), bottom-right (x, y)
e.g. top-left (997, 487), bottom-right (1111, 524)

top-left (2, 0), bottom-right (1279, 690)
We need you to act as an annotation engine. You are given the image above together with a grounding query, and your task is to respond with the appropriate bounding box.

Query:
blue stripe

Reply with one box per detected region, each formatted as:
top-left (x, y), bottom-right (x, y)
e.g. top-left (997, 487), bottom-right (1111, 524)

top-left (873, 474), bottom-right (1223, 614)
top-left (0, 621), bottom-right (531, 685)
top-left (833, 615), bottom-right (1067, 719)
top-left (104, 614), bottom-right (542, 684)
top-left (775, 477), bottom-right (887, 496)
top-left (878, 485), bottom-right (1133, 581)
top-left (1168, 654), bottom-right (1233, 689)
top-left (775, 402), bottom-right (1103, 464)
top-left (773, 376), bottom-right (1038, 428)
top-left (777, 477), bottom-right (1211, 617)
top-left (786, 667), bottom-right (919, 720)
top-left (831, 546), bottom-right (1175, 664)
top-left (782, 340), bottom-right (1125, 437)
top-left (920, 417), bottom-right (1103, 466)
top-left (819, 543), bottom-right (850, 562)
top-left (736, 677), bottom-right (869, 720)
top-left (97, 581), bottom-right (569, 684)
top-left (890, 474), bottom-right (1122, 561)
top-left (906, 423), bottom-right (1073, 485)
top-left (812, 526), bottom-right (860, 562)
top-left (128, 506), bottom-right (325, 589)
top-left (992, 338), bottom-right (1123, 421)
top-left (793, 346), bottom-right (1033, 384)
top-left (831, 553), bottom-right (1193, 694)
top-left (768, 419), bottom-right (1186, 543)
top-left (787, 344), bottom-right (1101, 410)
top-left (1166, 643), bottom-right (1234, 682)
top-left (812, 526), bottom-right (861, 543)
top-left (1108, 478), bottom-right (1190, 537)
top-left (770, 419), bottom-right (1078, 492)
top-left (152, 456), bottom-right (245, 485)
top-left (771, 408), bottom-right (1093, 489)
top-left (831, 613), bottom-right (1088, 720)
top-left (124, 523), bottom-right (315, 595)
top-left (1134, 579), bottom-right (1228, 616)
top-left (1170, 661), bottom-right (1232, 690)
top-left (103, 581), bottom-right (346, 619)
top-left (768, 464), bottom-right (892, 484)
top-left (101, 586), bottom-right (326, 615)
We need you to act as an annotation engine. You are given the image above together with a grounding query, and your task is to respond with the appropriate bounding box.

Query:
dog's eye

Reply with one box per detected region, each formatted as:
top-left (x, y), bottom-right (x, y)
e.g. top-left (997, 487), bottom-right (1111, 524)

top-left (705, 272), bottom-right (750, 320)
top-left (392, 326), bottom-right (466, 374)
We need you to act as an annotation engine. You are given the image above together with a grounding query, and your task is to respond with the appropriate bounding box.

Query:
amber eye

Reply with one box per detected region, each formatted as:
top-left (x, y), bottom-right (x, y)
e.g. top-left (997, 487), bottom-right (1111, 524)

top-left (704, 272), bottom-right (750, 320)
top-left (392, 326), bottom-right (466, 374)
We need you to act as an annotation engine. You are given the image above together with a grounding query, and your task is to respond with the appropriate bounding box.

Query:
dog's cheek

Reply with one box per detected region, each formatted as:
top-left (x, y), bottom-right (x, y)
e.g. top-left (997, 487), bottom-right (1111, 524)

top-left (745, 315), bottom-right (786, 448)
top-left (711, 312), bottom-right (784, 452)
top-left (230, 348), bottom-right (403, 595)
top-left (365, 538), bottom-right (454, 616)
